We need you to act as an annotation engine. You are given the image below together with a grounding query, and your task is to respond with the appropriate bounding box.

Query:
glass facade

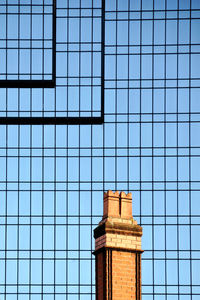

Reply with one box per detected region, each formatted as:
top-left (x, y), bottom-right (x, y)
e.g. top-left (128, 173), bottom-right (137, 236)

top-left (0, 0), bottom-right (200, 299)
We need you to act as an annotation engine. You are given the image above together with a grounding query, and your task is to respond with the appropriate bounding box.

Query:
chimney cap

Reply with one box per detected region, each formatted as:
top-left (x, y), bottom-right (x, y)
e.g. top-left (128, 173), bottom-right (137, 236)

top-left (104, 190), bottom-right (132, 199)
top-left (103, 190), bottom-right (133, 220)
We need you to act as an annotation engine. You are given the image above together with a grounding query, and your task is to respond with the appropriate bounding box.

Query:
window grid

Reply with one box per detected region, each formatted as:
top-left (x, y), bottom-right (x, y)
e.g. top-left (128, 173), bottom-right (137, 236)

top-left (0, 0), bottom-right (104, 124)
top-left (0, 0), bottom-right (55, 87)
top-left (0, 0), bottom-right (200, 299)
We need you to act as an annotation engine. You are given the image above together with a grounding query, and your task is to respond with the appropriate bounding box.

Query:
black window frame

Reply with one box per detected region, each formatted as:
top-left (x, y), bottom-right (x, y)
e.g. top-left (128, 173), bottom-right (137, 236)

top-left (0, 0), bottom-right (105, 125)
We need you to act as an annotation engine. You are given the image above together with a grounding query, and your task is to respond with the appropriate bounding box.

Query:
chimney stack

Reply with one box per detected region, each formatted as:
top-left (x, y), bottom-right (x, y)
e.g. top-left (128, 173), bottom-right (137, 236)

top-left (93, 190), bottom-right (143, 299)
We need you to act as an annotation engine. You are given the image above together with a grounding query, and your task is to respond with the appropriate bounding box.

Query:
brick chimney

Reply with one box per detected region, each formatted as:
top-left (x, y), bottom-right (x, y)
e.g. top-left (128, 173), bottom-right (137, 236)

top-left (93, 190), bottom-right (143, 300)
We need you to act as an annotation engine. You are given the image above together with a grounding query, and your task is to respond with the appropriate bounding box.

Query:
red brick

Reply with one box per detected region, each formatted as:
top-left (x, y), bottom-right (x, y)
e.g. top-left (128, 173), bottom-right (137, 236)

top-left (94, 191), bottom-right (143, 300)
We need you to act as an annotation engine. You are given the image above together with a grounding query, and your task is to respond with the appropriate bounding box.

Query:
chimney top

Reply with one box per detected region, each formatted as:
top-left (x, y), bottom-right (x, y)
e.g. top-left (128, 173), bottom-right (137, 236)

top-left (103, 190), bottom-right (133, 220)
top-left (104, 190), bottom-right (132, 199)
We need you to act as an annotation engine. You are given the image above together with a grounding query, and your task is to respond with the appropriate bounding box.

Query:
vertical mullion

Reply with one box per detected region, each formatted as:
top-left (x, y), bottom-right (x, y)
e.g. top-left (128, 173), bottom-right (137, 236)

top-left (42, 0), bottom-right (45, 117)
top-left (29, 122), bottom-right (32, 300)
top-left (177, 1), bottom-right (180, 299)
top-left (5, 2), bottom-right (8, 298)
top-left (78, 124), bottom-right (81, 300)
top-left (103, 0), bottom-right (105, 212)
top-left (17, 2), bottom-right (20, 300)
top-left (152, 0), bottom-right (155, 298)
top-left (164, 1), bottom-right (167, 299)
top-left (91, 0), bottom-right (93, 118)
top-left (79, 0), bottom-right (81, 118)
top-left (6, 0), bottom-right (8, 82)
top-left (53, 5), bottom-right (57, 299)
top-left (54, 126), bottom-right (56, 300)
top-left (101, 0), bottom-right (105, 121)
top-left (139, 0), bottom-right (142, 228)
top-left (78, 2), bottom-right (81, 293)
top-left (66, 1), bottom-right (69, 299)
top-left (91, 1), bottom-right (94, 298)
top-left (6, 0), bottom-right (8, 116)
top-left (41, 125), bottom-right (44, 300)
top-left (42, 0), bottom-right (44, 106)
top-left (115, 0), bottom-right (118, 191)
top-left (18, 0), bottom-right (20, 81)
top-left (67, 0), bottom-right (69, 118)
top-left (17, 124), bottom-right (20, 300)
top-left (42, 1), bottom-right (45, 297)
top-left (29, 2), bottom-right (33, 299)
top-left (30, 0), bottom-right (32, 82)
top-left (127, 0), bottom-right (130, 193)
top-left (91, 123), bottom-right (93, 300)
top-left (52, 0), bottom-right (56, 83)
top-left (5, 125), bottom-right (8, 300)
top-left (78, 0), bottom-right (81, 277)
top-left (66, 128), bottom-right (68, 300)
top-left (189, 0), bottom-right (192, 299)
top-left (54, 0), bottom-right (56, 119)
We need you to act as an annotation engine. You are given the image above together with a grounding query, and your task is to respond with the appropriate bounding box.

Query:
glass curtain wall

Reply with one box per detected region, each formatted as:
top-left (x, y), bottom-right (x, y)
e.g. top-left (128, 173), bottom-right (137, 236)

top-left (0, 0), bottom-right (200, 299)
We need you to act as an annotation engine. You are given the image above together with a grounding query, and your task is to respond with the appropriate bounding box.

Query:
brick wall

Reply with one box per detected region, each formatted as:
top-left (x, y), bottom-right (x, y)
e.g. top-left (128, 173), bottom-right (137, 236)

top-left (96, 251), bottom-right (104, 299)
top-left (112, 251), bottom-right (136, 299)
top-left (95, 233), bottom-right (142, 251)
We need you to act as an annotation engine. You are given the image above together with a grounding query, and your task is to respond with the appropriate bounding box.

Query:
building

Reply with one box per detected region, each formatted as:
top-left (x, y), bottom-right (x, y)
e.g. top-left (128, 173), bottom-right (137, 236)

top-left (0, 0), bottom-right (200, 299)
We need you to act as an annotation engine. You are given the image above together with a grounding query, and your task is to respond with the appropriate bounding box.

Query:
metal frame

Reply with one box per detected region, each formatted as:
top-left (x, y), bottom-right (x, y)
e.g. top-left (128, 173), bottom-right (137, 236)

top-left (0, 0), bottom-right (105, 125)
top-left (0, 1), bottom-right (56, 89)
